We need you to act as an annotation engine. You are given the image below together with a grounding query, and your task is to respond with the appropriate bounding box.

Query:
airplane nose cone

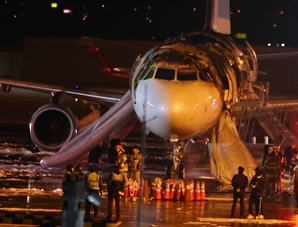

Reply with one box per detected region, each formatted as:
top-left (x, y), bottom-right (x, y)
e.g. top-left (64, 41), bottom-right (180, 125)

top-left (136, 85), bottom-right (199, 139)
top-left (134, 80), bottom-right (222, 140)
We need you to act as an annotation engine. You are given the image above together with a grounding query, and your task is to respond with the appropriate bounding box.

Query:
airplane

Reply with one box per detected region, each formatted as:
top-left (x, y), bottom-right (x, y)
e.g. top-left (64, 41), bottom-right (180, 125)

top-left (1, 0), bottom-right (298, 184)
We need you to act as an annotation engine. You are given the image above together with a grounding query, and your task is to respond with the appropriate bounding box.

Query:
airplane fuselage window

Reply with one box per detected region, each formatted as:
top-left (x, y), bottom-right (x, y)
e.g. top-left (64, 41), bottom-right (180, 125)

top-left (177, 69), bottom-right (197, 81)
top-left (155, 68), bottom-right (175, 80)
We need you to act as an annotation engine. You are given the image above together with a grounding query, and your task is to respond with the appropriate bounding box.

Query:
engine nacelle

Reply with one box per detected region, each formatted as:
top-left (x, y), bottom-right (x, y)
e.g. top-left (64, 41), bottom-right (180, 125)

top-left (30, 104), bottom-right (78, 151)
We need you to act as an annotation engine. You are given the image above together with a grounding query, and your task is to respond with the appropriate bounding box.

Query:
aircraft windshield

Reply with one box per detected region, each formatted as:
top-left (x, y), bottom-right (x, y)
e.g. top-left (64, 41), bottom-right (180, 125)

top-left (155, 68), bottom-right (175, 80)
top-left (177, 69), bottom-right (197, 81)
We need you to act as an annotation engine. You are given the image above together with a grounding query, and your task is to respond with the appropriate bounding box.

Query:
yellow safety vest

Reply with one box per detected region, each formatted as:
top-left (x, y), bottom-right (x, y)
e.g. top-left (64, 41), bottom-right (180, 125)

top-left (88, 172), bottom-right (100, 190)
top-left (112, 172), bottom-right (123, 182)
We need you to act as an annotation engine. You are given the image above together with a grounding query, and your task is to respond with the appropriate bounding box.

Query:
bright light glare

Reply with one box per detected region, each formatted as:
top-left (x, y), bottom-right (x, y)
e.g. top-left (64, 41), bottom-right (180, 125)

top-left (281, 43), bottom-right (285, 47)
top-left (51, 2), bottom-right (57, 8)
top-left (63, 8), bottom-right (71, 14)
top-left (267, 43), bottom-right (271, 47)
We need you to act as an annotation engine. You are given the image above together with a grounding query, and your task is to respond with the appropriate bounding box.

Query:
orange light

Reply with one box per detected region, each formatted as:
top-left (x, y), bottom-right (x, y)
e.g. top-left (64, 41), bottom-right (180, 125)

top-left (193, 7), bottom-right (197, 12)
top-left (237, 9), bottom-right (241, 13)
top-left (280, 10), bottom-right (284, 15)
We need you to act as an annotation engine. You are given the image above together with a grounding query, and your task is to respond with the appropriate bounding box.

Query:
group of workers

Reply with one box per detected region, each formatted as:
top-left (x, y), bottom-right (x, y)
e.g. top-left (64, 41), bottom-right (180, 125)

top-left (62, 143), bottom-right (143, 222)
top-left (231, 144), bottom-right (298, 220)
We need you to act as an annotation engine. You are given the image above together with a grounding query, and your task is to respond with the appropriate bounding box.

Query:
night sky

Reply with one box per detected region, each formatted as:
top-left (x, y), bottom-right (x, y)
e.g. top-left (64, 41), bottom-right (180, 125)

top-left (1, 0), bottom-right (297, 47)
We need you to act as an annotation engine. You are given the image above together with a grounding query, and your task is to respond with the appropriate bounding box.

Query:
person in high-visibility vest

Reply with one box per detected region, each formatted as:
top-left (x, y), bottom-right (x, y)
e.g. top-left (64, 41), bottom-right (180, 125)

top-left (115, 144), bottom-right (128, 181)
top-left (130, 145), bottom-right (142, 181)
top-left (106, 165), bottom-right (126, 222)
top-left (85, 166), bottom-right (103, 218)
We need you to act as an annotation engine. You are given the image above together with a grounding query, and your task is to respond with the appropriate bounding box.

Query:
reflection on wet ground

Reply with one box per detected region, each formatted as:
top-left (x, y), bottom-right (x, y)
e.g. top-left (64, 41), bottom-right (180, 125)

top-left (0, 129), bottom-right (298, 226)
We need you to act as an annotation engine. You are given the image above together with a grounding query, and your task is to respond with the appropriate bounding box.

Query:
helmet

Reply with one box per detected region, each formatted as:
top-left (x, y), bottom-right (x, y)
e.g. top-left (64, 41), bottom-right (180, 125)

top-left (273, 145), bottom-right (280, 152)
top-left (115, 144), bottom-right (125, 153)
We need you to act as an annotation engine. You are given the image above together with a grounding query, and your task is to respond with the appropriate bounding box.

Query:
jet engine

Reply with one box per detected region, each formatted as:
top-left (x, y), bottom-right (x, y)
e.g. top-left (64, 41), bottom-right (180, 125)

top-left (29, 104), bottom-right (78, 151)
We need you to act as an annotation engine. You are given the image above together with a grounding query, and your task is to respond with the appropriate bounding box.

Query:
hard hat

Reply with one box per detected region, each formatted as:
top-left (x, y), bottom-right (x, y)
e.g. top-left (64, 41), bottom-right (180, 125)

top-left (115, 144), bottom-right (125, 152)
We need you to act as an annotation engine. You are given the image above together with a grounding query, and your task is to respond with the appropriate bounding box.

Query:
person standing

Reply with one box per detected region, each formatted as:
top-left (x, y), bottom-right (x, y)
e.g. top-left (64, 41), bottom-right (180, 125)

top-left (130, 145), bottom-right (142, 181)
top-left (62, 164), bottom-right (74, 209)
top-left (74, 164), bottom-right (84, 181)
top-left (263, 150), bottom-right (281, 200)
top-left (74, 164), bottom-right (84, 209)
top-left (106, 165), bottom-right (126, 222)
top-left (247, 167), bottom-right (265, 219)
top-left (115, 144), bottom-right (128, 181)
top-left (85, 166), bottom-right (103, 218)
top-left (129, 145), bottom-right (143, 201)
top-left (231, 166), bottom-right (248, 218)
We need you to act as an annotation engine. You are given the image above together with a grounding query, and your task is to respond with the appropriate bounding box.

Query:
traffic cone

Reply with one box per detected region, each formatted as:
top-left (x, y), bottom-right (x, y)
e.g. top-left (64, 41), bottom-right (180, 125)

top-left (195, 181), bottom-right (201, 200)
top-left (183, 181), bottom-right (191, 201)
top-left (201, 181), bottom-right (206, 200)
top-left (142, 179), bottom-right (149, 201)
top-left (170, 181), bottom-right (176, 199)
top-left (181, 184), bottom-right (185, 200)
top-left (149, 178), bottom-right (156, 199)
top-left (155, 179), bottom-right (162, 200)
top-left (190, 180), bottom-right (194, 201)
top-left (163, 182), bottom-right (171, 200)
top-left (174, 184), bottom-right (181, 201)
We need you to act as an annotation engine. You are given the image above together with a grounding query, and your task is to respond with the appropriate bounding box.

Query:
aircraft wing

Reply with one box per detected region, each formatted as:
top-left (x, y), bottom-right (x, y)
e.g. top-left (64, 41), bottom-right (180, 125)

top-left (256, 51), bottom-right (298, 60)
top-left (0, 78), bottom-right (123, 105)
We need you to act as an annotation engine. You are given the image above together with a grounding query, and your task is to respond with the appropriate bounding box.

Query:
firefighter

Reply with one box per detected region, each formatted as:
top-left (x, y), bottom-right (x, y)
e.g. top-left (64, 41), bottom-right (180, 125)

top-left (130, 145), bottom-right (142, 181)
top-left (106, 165), bottom-right (126, 222)
top-left (115, 144), bottom-right (128, 181)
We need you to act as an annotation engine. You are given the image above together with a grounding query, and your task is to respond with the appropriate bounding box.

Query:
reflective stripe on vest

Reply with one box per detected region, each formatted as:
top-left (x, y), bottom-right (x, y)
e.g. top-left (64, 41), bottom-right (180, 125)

top-left (88, 172), bottom-right (99, 190)
top-left (112, 172), bottom-right (123, 182)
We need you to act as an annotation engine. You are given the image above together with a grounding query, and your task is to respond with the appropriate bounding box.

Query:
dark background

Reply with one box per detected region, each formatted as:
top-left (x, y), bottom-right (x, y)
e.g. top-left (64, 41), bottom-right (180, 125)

top-left (1, 0), bottom-right (297, 47)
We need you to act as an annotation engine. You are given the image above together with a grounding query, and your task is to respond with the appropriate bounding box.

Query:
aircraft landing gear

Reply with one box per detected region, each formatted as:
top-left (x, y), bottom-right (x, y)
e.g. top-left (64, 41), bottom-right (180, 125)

top-left (166, 162), bottom-right (185, 180)
top-left (166, 141), bottom-right (186, 180)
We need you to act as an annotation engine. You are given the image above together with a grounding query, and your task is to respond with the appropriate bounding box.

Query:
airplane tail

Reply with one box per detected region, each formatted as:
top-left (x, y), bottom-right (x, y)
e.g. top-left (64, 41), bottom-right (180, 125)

top-left (86, 42), bottom-right (130, 83)
top-left (203, 0), bottom-right (231, 35)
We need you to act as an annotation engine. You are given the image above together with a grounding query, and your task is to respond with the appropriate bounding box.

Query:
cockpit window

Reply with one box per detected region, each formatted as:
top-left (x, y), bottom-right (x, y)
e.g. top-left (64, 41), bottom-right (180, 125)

top-left (143, 67), bottom-right (156, 80)
top-left (177, 69), bottom-right (197, 81)
top-left (154, 68), bottom-right (175, 80)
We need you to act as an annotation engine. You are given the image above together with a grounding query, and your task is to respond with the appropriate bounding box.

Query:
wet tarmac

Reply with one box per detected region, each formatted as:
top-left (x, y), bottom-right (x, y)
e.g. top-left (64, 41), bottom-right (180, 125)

top-left (0, 136), bottom-right (298, 227)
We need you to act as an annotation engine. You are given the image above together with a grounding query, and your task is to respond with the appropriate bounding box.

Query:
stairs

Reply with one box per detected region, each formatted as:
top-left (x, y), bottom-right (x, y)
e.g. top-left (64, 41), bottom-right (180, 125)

top-left (235, 81), bottom-right (298, 148)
